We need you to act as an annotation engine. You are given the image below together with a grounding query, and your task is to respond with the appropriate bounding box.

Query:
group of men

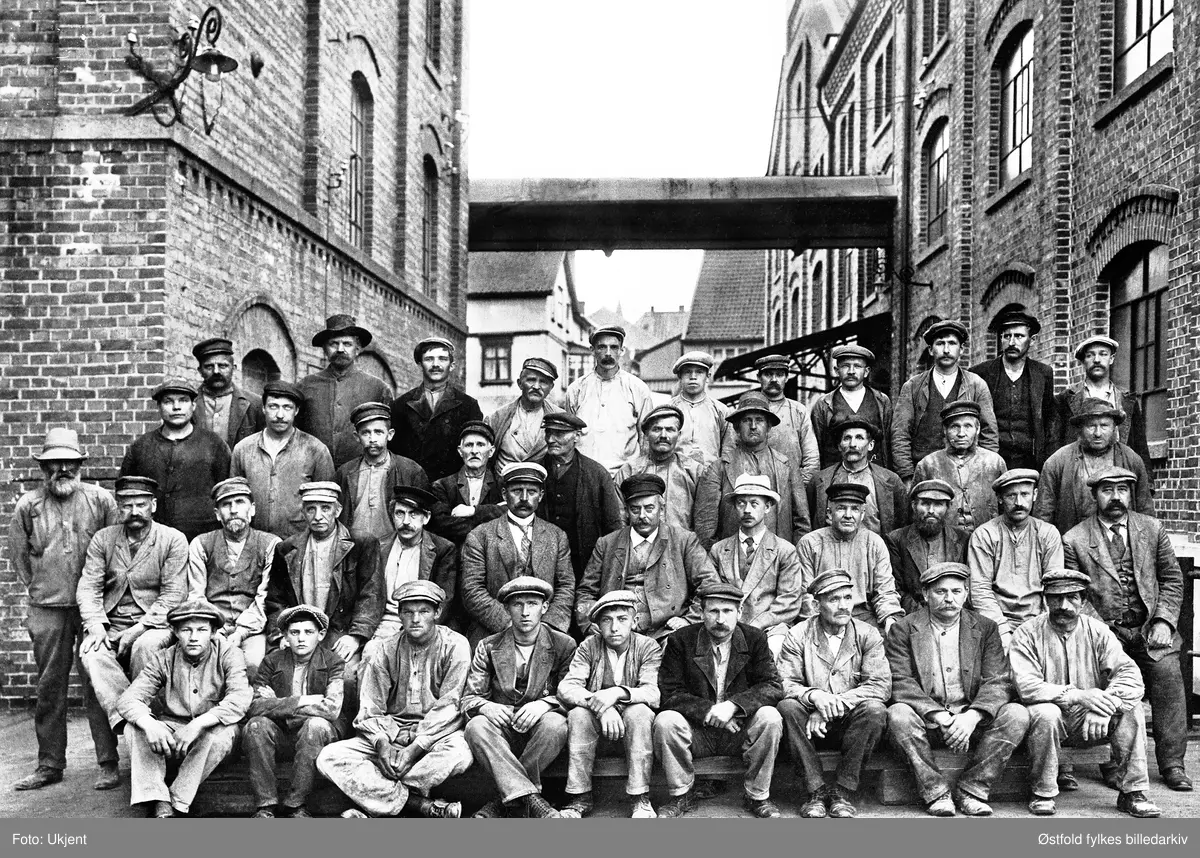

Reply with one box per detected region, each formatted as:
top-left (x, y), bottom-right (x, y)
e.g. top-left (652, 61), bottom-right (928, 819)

top-left (6, 308), bottom-right (1190, 820)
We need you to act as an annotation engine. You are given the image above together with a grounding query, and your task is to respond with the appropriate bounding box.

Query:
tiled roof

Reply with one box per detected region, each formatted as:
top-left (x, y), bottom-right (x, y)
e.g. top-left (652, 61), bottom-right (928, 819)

top-left (468, 251), bottom-right (564, 295)
top-left (684, 250), bottom-right (766, 341)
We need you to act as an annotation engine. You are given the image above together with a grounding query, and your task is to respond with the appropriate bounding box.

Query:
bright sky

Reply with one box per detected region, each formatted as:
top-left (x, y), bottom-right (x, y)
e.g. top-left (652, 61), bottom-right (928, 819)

top-left (467, 0), bottom-right (790, 322)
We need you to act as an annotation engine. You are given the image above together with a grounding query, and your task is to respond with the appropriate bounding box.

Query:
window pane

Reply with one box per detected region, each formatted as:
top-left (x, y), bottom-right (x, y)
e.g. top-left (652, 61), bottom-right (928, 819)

top-left (1144, 389), bottom-right (1167, 444)
top-left (1110, 304), bottom-right (1131, 388)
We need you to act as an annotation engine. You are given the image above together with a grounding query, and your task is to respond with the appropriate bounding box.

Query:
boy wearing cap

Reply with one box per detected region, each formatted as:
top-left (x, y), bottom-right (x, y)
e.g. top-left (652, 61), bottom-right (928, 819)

top-left (614, 404), bottom-right (705, 532)
top-left (809, 344), bottom-right (893, 470)
top-left (191, 337), bottom-right (265, 449)
top-left (885, 479), bottom-right (970, 613)
top-left (557, 591), bottom-right (662, 818)
top-left (429, 421), bottom-right (507, 545)
top-left (669, 350), bottom-right (729, 466)
top-left (120, 378), bottom-right (231, 542)
top-left (117, 599), bottom-right (252, 817)
top-left (318, 581), bottom-right (473, 818)
top-left (487, 357), bottom-right (567, 471)
top-left (243, 604), bottom-right (344, 817)
top-left (463, 576), bottom-right (577, 819)
top-left (912, 400), bottom-right (1007, 534)
top-left (808, 418), bottom-right (908, 535)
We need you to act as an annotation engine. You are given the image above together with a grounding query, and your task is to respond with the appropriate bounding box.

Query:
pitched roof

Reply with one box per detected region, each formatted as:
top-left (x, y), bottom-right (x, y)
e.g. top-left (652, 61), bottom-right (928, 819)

top-left (684, 250), bottom-right (766, 341)
top-left (468, 251), bottom-right (564, 296)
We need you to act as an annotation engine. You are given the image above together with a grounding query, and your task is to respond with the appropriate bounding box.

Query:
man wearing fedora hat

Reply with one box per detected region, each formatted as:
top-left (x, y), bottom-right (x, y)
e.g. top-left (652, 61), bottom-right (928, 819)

top-left (429, 421), bottom-right (507, 546)
top-left (614, 404), bottom-right (706, 532)
top-left (669, 350), bottom-right (729, 466)
top-left (1035, 397), bottom-right (1154, 534)
top-left (486, 357), bottom-right (567, 471)
top-left (912, 399), bottom-right (1008, 534)
top-left (809, 344), bottom-right (894, 471)
top-left (893, 320), bottom-right (999, 482)
top-left (298, 314), bottom-right (393, 469)
top-left (191, 337), bottom-right (264, 450)
top-left (736, 354), bottom-right (820, 484)
top-left (9, 428), bottom-right (121, 791)
top-left (389, 335), bottom-right (484, 482)
top-left (117, 599), bottom-right (252, 817)
top-left (120, 378), bottom-right (231, 542)
top-left (808, 418), bottom-right (908, 536)
top-left (885, 479), bottom-right (970, 613)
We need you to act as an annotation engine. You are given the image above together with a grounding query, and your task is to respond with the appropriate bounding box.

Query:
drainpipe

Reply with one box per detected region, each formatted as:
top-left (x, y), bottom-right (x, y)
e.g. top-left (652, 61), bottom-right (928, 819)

top-left (894, 0), bottom-right (918, 377)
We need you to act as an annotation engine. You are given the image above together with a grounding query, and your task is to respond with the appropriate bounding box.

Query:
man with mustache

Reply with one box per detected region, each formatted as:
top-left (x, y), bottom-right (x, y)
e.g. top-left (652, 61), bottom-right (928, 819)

top-left (808, 344), bottom-right (894, 470)
top-left (9, 429), bottom-right (120, 791)
top-left (885, 479), bottom-right (969, 613)
top-left (563, 326), bottom-right (654, 476)
top-left (390, 336), bottom-right (484, 481)
top-left (669, 351), bottom-right (729, 466)
top-left (190, 337), bottom-right (264, 450)
top-left (429, 421), bottom-right (507, 547)
top-left (969, 312), bottom-right (1058, 470)
top-left (1062, 468), bottom-right (1190, 792)
top-left (1011, 568), bottom-right (1161, 817)
top-left (734, 354), bottom-right (819, 484)
top-left (912, 400), bottom-right (1008, 534)
top-left (808, 418), bottom-right (908, 536)
top-left (614, 404), bottom-right (705, 532)
top-left (297, 315), bottom-right (392, 468)
top-left (968, 469), bottom-right (1065, 651)
top-left (486, 357), bottom-right (566, 471)
top-left (336, 401), bottom-right (430, 542)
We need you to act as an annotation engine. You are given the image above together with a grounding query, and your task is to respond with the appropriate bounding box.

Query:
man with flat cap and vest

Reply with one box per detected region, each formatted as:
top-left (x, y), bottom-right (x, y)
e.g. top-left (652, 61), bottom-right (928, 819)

top-left (576, 474), bottom-right (717, 642)
top-left (389, 335), bottom-right (484, 482)
top-left (191, 337), bottom-right (265, 450)
top-left (653, 580), bottom-right (785, 819)
top-left (969, 311), bottom-right (1058, 470)
top-left (186, 476), bottom-right (282, 677)
top-left (912, 399), bottom-right (1008, 534)
top-left (463, 576), bottom-right (577, 819)
top-left (336, 401), bottom-right (430, 543)
top-left (796, 482), bottom-right (904, 632)
top-left (318, 581), bottom-right (473, 819)
top-left (809, 343), bottom-right (894, 470)
top-left (614, 404), bottom-right (706, 532)
top-left (885, 561), bottom-right (1030, 817)
top-left (564, 325), bottom-right (654, 476)
top-left (734, 353), bottom-right (820, 484)
top-left (1054, 335), bottom-right (1152, 473)
top-left (1062, 466), bottom-right (1191, 792)
top-left (9, 428), bottom-right (121, 792)
top-left (1012, 568), bottom-right (1161, 818)
top-left (778, 568), bottom-right (890, 819)
top-left (1034, 397), bottom-right (1154, 534)
top-left (460, 463), bottom-right (576, 645)
top-left (669, 350), bottom-right (729, 466)
top-left (120, 378), bottom-right (231, 542)
top-left (244, 604), bottom-right (345, 818)
top-left (968, 469), bottom-right (1065, 650)
top-left (708, 475), bottom-right (805, 656)
top-left (117, 599), bottom-right (252, 817)
top-left (885, 479), bottom-right (970, 613)
top-left (297, 314), bottom-right (393, 468)
top-left (893, 320), bottom-right (999, 483)
top-left (429, 420), bottom-right (507, 546)
top-left (694, 390), bottom-right (811, 551)
top-left (557, 590), bottom-right (663, 819)
top-left (809, 417), bottom-right (908, 536)
top-left (231, 380), bottom-right (336, 538)
top-left (77, 475), bottom-right (188, 735)
top-left (486, 356), bottom-right (566, 472)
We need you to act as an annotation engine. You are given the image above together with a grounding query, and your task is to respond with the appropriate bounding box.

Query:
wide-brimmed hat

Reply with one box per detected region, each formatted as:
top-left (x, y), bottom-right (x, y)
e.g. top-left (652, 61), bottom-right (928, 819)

top-left (1069, 398), bottom-right (1125, 426)
top-left (32, 428), bottom-right (87, 462)
top-left (313, 314), bottom-right (373, 348)
top-left (726, 392), bottom-right (780, 426)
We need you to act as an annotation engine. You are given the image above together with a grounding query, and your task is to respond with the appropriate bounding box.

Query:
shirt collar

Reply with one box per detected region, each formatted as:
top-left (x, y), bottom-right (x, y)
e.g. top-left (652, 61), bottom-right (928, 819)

top-left (508, 512), bottom-right (535, 527)
top-left (631, 528), bottom-right (659, 548)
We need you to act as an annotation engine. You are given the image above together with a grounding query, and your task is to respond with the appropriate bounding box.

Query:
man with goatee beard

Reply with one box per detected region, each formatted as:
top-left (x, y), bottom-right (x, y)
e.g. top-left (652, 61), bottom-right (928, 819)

top-left (8, 429), bottom-right (121, 792)
top-left (885, 480), bottom-right (969, 613)
top-left (190, 337), bottom-right (264, 449)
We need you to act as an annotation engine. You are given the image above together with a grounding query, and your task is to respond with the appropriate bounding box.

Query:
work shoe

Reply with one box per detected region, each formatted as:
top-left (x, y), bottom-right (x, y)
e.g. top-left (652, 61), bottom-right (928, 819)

top-left (472, 799), bottom-right (509, 819)
top-left (1099, 761), bottom-right (1121, 790)
top-left (282, 805), bottom-right (312, 818)
top-left (630, 795), bottom-right (656, 818)
top-left (656, 791), bottom-right (696, 819)
top-left (408, 796), bottom-right (460, 818)
top-left (340, 808), bottom-right (369, 818)
top-left (14, 767), bottom-right (63, 791)
top-left (558, 791), bottom-right (594, 819)
top-left (1116, 791), bottom-right (1161, 818)
top-left (252, 807), bottom-right (276, 819)
top-left (524, 792), bottom-right (561, 819)
top-left (827, 785), bottom-right (857, 818)
top-left (151, 801), bottom-right (177, 819)
top-left (1162, 767), bottom-right (1193, 792)
top-left (799, 786), bottom-right (828, 818)
top-left (952, 789), bottom-right (992, 817)
top-left (1056, 772), bottom-right (1079, 791)
top-left (744, 794), bottom-right (781, 818)
top-left (925, 792), bottom-right (956, 817)
top-left (94, 762), bottom-right (120, 791)
top-left (1028, 797), bottom-right (1056, 816)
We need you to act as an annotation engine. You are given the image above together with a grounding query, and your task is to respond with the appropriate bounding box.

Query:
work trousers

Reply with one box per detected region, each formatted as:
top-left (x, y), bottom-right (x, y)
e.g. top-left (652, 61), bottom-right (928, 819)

top-left (464, 713), bottom-right (568, 803)
top-left (779, 697), bottom-right (886, 793)
top-left (317, 733), bottom-right (472, 817)
top-left (1124, 641), bottom-right (1188, 773)
top-left (565, 703), bottom-right (655, 796)
top-left (242, 715), bottom-right (338, 809)
top-left (79, 627), bottom-right (175, 729)
top-left (128, 720), bottom-right (240, 813)
top-left (1026, 701), bottom-right (1149, 798)
top-left (652, 706), bottom-right (783, 801)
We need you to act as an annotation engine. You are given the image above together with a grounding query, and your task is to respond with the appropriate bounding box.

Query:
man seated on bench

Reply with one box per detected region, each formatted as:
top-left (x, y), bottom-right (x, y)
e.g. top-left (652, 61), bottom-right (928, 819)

top-left (777, 569), bottom-right (890, 819)
top-left (557, 590), bottom-right (662, 819)
top-left (885, 561), bottom-right (1030, 817)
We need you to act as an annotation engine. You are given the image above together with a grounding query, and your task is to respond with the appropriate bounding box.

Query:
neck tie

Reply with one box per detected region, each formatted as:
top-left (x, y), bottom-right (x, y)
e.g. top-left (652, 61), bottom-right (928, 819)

top-left (1107, 523), bottom-right (1126, 561)
top-left (632, 538), bottom-right (652, 569)
top-left (741, 537), bottom-right (756, 578)
top-left (519, 523), bottom-right (534, 572)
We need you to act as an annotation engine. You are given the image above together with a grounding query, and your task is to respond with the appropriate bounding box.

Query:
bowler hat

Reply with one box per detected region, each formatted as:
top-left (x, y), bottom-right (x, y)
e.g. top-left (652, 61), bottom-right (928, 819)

top-left (313, 314), bottom-right (373, 348)
top-left (833, 417), bottom-right (879, 440)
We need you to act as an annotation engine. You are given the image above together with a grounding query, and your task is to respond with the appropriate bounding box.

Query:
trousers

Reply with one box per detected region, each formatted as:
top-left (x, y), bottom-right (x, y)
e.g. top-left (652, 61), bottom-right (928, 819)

top-left (1026, 701), bottom-right (1149, 798)
top-left (242, 715), bottom-right (338, 808)
top-left (464, 712), bottom-right (568, 803)
top-left (1124, 640), bottom-right (1188, 773)
top-left (565, 703), bottom-right (655, 795)
top-left (779, 697), bottom-right (886, 793)
top-left (317, 733), bottom-right (473, 817)
top-left (652, 706), bottom-right (783, 801)
top-left (79, 626), bottom-right (175, 729)
top-left (129, 720), bottom-right (240, 812)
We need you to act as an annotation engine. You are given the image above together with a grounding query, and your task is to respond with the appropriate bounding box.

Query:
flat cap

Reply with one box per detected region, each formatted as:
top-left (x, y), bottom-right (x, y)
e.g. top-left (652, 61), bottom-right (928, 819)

top-left (211, 476), bottom-right (253, 504)
top-left (389, 485), bottom-right (438, 513)
top-left (919, 561), bottom-right (971, 587)
top-left (394, 579), bottom-right (447, 608)
top-left (826, 482), bottom-right (870, 504)
top-left (298, 481), bottom-right (341, 504)
top-left (1042, 568), bottom-right (1092, 595)
top-left (589, 589), bottom-right (639, 621)
top-left (413, 336), bottom-right (455, 363)
top-left (910, 478), bottom-right (956, 502)
top-left (542, 412), bottom-right (587, 432)
top-left (923, 319), bottom-right (969, 344)
top-left (754, 354), bottom-right (791, 372)
top-left (115, 475), bottom-right (158, 498)
top-left (167, 599), bottom-right (224, 628)
top-left (620, 473), bottom-right (666, 502)
top-left (726, 391), bottom-right (781, 426)
top-left (940, 399), bottom-right (982, 424)
top-left (808, 569), bottom-right (854, 597)
top-left (994, 310), bottom-right (1041, 336)
top-left (262, 380), bottom-right (305, 406)
top-left (350, 401), bottom-right (391, 428)
top-left (589, 325), bottom-right (626, 345)
top-left (672, 351), bottom-right (715, 374)
top-left (641, 404), bottom-right (684, 431)
top-left (313, 313), bottom-right (372, 348)
top-left (1069, 397), bottom-right (1125, 426)
top-left (832, 344), bottom-right (875, 363)
top-left (992, 468), bottom-right (1040, 493)
top-left (152, 377), bottom-right (198, 401)
top-left (33, 427), bottom-right (87, 462)
top-left (832, 417), bottom-right (880, 440)
top-left (1073, 335), bottom-right (1119, 361)
top-left (1086, 465), bottom-right (1139, 489)
top-left (500, 461), bottom-right (547, 486)
top-left (497, 575), bottom-right (553, 603)
top-left (192, 337), bottom-right (234, 361)
top-left (697, 581), bottom-right (744, 604)
top-left (520, 357), bottom-right (559, 381)
top-left (458, 419), bottom-right (495, 444)
top-left (726, 473), bottom-right (780, 504)
top-left (277, 604), bottom-right (329, 631)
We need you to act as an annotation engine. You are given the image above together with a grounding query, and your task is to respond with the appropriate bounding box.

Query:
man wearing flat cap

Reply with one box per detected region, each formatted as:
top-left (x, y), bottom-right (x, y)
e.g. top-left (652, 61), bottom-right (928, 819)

top-left (564, 325), bottom-right (654, 476)
top-left (429, 421), bottom-right (507, 546)
top-left (120, 378), bottom-right (231, 542)
top-left (186, 477), bottom-right (282, 677)
top-left (1062, 467), bottom-right (1190, 791)
top-left (735, 353), bottom-right (820, 484)
top-left (809, 417), bottom-right (908, 536)
top-left (244, 605), bottom-right (344, 818)
top-left (809, 343), bottom-right (894, 471)
top-left (1053, 335), bottom-right (1151, 472)
top-left (486, 357), bottom-right (567, 471)
top-left (117, 599), bottom-right (252, 817)
top-left (336, 401), bottom-right (430, 543)
top-left (461, 463), bottom-right (576, 645)
top-left (576, 474), bottom-right (717, 642)
top-left (885, 479), bottom-right (970, 613)
top-left (892, 319), bottom-right (999, 482)
top-left (885, 562), bottom-right (1029, 817)
top-left (297, 314), bottom-right (393, 468)
top-left (318, 581), bottom-right (473, 819)
top-left (389, 335), bottom-right (484, 482)
top-left (191, 337), bottom-right (264, 450)
top-left (1034, 397), bottom-right (1154, 534)
top-left (78, 476), bottom-right (188, 736)
top-left (9, 429), bottom-right (120, 791)
top-left (557, 591), bottom-right (663, 818)
top-left (912, 399), bottom-right (1007, 534)
top-left (463, 576), bottom-right (577, 819)
top-left (778, 569), bottom-right (890, 819)
top-left (969, 311), bottom-right (1058, 470)
top-left (669, 350), bottom-right (729, 466)
top-left (694, 391), bottom-right (811, 551)
top-left (1012, 569), bottom-right (1161, 818)
top-left (614, 404), bottom-right (706, 532)
top-left (653, 581), bottom-right (785, 819)
top-left (231, 380), bottom-right (336, 539)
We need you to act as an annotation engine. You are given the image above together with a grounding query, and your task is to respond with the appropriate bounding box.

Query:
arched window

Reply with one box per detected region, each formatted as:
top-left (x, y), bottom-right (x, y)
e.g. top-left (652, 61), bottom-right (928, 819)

top-left (809, 260), bottom-right (824, 334)
top-left (349, 73), bottom-right (373, 250)
top-left (771, 297), bottom-right (783, 344)
top-left (1107, 242), bottom-right (1169, 444)
top-left (789, 274), bottom-right (800, 339)
top-left (241, 349), bottom-right (281, 400)
top-left (923, 121), bottom-right (949, 242)
top-left (422, 156), bottom-right (439, 297)
top-left (998, 26), bottom-right (1033, 184)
